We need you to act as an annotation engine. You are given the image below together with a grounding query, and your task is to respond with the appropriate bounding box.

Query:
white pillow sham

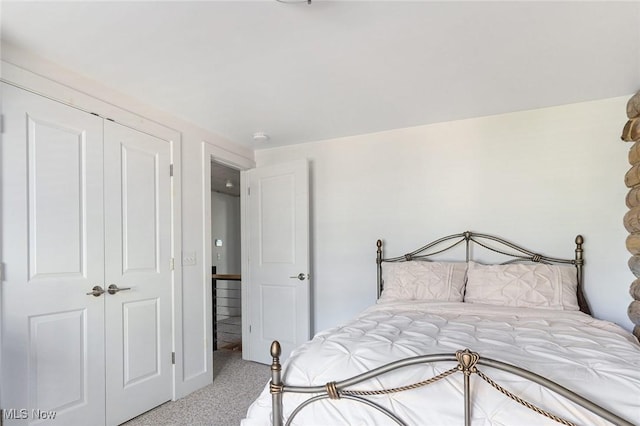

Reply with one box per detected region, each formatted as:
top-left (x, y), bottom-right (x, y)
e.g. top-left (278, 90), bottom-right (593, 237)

top-left (379, 261), bottom-right (467, 302)
top-left (464, 261), bottom-right (579, 310)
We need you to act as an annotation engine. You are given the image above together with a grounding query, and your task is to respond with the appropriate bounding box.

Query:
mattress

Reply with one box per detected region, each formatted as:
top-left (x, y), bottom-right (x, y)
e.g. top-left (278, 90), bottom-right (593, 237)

top-left (242, 301), bottom-right (640, 425)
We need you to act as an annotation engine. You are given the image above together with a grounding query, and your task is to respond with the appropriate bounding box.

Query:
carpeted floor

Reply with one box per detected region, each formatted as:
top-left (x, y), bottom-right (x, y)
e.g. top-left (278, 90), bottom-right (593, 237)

top-left (122, 350), bottom-right (269, 426)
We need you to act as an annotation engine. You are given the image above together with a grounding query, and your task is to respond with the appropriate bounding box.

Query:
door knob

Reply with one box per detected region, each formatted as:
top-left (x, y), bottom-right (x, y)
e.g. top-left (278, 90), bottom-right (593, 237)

top-left (107, 284), bottom-right (132, 295)
top-left (86, 286), bottom-right (105, 297)
top-left (289, 273), bottom-right (308, 281)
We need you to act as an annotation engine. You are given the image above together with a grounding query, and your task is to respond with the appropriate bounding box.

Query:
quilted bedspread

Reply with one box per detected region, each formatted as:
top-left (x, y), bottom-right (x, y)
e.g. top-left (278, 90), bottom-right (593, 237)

top-left (242, 301), bottom-right (640, 426)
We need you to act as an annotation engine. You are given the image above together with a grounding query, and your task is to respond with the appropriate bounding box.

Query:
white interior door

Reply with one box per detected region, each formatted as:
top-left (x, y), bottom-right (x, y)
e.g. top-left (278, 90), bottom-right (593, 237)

top-left (1, 83), bottom-right (106, 425)
top-left (245, 160), bottom-right (310, 364)
top-left (103, 121), bottom-right (173, 425)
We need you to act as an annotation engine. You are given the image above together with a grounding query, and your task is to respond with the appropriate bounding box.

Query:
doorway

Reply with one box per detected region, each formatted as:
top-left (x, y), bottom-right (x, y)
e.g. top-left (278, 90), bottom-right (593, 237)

top-left (210, 161), bottom-right (242, 353)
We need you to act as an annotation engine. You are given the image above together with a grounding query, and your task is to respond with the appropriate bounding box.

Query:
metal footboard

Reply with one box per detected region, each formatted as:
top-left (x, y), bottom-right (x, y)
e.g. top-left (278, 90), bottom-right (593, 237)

top-left (268, 341), bottom-right (635, 426)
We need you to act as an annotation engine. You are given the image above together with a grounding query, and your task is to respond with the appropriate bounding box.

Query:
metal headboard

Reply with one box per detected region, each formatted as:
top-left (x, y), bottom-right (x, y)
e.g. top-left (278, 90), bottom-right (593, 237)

top-left (376, 231), bottom-right (589, 315)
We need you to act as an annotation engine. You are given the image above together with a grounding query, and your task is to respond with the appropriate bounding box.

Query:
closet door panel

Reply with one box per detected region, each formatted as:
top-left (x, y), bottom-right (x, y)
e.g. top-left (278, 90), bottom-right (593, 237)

top-left (122, 299), bottom-right (160, 385)
top-left (28, 310), bottom-right (86, 410)
top-left (103, 121), bottom-right (172, 426)
top-left (27, 115), bottom-right (85, 277)
top-left (121, 144), bottom-right (159, 272)
top-left (1, 83), bottom-right (106, 425)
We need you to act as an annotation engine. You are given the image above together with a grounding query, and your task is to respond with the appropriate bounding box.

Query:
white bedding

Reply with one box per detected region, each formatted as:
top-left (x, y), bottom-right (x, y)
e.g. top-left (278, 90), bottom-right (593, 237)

top-left (242, 301), bottom-right (640, 426)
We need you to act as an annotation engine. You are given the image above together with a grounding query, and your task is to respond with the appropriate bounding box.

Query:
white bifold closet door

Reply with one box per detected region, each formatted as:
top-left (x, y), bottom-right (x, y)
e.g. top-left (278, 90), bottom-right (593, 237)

top-left (1, 83), bottom-right (172, 426)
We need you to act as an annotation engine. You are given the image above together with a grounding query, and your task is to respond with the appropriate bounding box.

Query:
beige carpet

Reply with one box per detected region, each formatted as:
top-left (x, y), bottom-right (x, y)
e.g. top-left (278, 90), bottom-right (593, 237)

top-left (122, 350), bottom-right (269, 426)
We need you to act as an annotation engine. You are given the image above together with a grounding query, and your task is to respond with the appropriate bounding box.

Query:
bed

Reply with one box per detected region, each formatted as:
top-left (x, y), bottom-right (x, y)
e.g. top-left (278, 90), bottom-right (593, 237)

top-left (241, 231), bottom-right (640, 426)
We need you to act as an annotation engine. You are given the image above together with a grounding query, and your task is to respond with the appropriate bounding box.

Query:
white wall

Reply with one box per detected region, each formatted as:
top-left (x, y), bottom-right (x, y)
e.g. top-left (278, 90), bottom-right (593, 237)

top-left (255, 97), bottom-right (634, 333)
top-left (211, 191), bottom-right (241, 274)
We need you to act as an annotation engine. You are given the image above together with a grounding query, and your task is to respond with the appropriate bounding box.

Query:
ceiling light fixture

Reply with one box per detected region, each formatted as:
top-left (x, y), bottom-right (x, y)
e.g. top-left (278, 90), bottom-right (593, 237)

top-left (225, 179), bottom-right (234, 188)
top-left (253, 132), bottom-right (270, 143)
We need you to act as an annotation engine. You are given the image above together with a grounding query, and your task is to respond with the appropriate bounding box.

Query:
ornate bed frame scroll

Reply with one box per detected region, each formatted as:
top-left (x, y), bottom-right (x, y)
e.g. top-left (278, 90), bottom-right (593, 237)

top-left (268, 341), bottom-right (634, 426)
top-left (376, 231), bottom-right (590, 315)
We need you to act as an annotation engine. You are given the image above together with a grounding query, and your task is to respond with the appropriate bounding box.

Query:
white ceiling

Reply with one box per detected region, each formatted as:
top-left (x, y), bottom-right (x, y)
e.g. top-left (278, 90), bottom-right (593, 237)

top-left (2, 1), bottom-right (639, 150)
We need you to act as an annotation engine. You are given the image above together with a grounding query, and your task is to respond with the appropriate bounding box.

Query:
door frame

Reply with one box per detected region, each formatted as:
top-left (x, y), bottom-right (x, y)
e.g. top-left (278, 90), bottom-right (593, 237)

top-left (202, 142), bottom-right (254, 370)
top-left (0, 62), bottom-right (183, 407)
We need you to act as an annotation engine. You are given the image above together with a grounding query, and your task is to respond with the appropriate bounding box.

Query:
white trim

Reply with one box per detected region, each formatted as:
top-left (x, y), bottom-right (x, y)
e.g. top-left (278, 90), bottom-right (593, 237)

top-left (204, 138), bottom-right (254, 172)
top-left (240, 170), bottom-right (252, 360)
top-left (202, 147), bottom-right (214, 383)
top-left (169, 136), bottom-right (183, 400)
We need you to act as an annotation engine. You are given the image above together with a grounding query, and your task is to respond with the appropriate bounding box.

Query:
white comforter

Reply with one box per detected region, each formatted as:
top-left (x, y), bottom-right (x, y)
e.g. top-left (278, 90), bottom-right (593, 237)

top-left (242, 301), bottom-right (640, 426)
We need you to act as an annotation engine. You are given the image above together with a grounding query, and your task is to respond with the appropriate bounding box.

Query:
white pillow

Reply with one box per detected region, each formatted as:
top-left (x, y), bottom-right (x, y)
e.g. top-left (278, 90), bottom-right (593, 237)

top-left (464, 261), bottom-right (579, 310)
top-left (379, 261), bottom-right (467, 302)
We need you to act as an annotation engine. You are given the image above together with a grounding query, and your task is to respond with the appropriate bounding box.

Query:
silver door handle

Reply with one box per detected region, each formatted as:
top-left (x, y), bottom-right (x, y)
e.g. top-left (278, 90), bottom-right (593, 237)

top-left (86, 285), bottom-right (105, 297)
top-left (107, 284), bottom-right (132, 295)
top-left (289, 273), bottom-right (308, 281)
